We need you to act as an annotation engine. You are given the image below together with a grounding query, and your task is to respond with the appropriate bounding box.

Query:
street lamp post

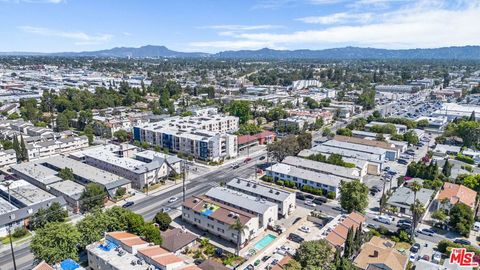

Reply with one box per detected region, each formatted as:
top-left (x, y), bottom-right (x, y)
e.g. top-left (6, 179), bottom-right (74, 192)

top-left (2, 180), bottom-right (17, 270)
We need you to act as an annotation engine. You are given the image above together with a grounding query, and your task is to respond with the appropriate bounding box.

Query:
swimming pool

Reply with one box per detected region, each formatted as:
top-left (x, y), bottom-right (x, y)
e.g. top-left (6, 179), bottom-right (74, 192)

top-left (254, 234), bottom-right (277, 251)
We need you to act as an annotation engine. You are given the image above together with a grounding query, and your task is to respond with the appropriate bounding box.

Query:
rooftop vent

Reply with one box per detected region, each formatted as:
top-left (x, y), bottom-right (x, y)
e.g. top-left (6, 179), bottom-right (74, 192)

top-left (269, 189), bottom-right (273, 193)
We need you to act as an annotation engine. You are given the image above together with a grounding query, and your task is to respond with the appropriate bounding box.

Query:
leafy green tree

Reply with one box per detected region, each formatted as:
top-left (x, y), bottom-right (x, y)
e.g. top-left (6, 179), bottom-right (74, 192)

top-left (267, 135), bottom-right (299, 162)
top-left (237, 124), bottom-right (262, 135)
top-left (409, 181), bottom-right (422, 240)
top-left (113, 130), bottom-right (130, 142)
top-left (336, 128), bottom-right (353, 136)
top-left (283, 260), bottom-right (302, 270)
top-left (80, 183), bottom-right (107, 212)
top-left (56, 113), bottom-right (70, 132)
top-left (296, 132), bottom-right (312, 151)
top-left (339, 180), bottom-right (369, 213)
top-left (31, 222), bottom-right (81, 264)
top-left (230, 218), bottom-right (246, 256)
top-left (470, 111), bottom-right (476, 121)
top-left (30, 202), bottom-right (68, 230)
top-left (266, 107), bottom-right (287, 122)
top-left (141, 223), bottom-right (162, 245)
top-left (153, 212), bottom-right (172, 231)
top-left (356, 89), bottom-right (376, 110)
top-left (442, 159), bottom-right (452, 178)
top-left (417, 119), bottom-right (429, 128)
top-left (12, 135), bottom-right (20, 162)
top-left (58, 167), bottom-right (74, 180)
top-left (403, 130), bottom-right (419, 145)
top-left (227, 100), bottom-right (252, 124)
top-left (449, 203), bottom-right (474, 237)
top-left (20, 135), bottom-right (28, 161)
top-left (294, 239), bottom-right (334, 269)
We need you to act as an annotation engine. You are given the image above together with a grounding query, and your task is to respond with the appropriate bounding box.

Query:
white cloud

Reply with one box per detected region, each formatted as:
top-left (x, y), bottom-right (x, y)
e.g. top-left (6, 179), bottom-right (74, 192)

top-left (201, 24), bottom-right (281, 31)
top-left (19, 26), bottom-right (113, 45)
top-left (194, 0), bottom-right (480, 50)
top-left (296, 12), bottom-right (373, 24)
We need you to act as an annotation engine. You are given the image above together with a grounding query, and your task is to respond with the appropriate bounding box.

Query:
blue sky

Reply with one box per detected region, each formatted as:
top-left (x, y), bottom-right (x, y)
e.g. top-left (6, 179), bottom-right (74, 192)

top-left (1, 0), bottom-right (479, 53)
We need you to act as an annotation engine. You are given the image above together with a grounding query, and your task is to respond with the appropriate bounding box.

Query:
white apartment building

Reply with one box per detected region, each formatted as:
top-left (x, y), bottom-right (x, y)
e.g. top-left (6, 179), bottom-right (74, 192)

top-left (204, 187), bottom-right (278, 228)
top-left (26, 136), bottom-right (89, 161)
top-left (226, 178), bottom-right (296, 218)
top-left (182, 195), bottom-right (260, 246)
top-left (70, 145), bottom-right (182, 190)
top-left (134, 116), bottom-right (238, 162)
top-left (0, 149), bottom-right (16, 167)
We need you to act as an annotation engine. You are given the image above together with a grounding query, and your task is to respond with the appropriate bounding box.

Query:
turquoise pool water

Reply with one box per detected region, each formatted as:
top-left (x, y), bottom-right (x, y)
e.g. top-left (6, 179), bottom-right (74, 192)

top-left (254, 234), bottom-right (277, 251)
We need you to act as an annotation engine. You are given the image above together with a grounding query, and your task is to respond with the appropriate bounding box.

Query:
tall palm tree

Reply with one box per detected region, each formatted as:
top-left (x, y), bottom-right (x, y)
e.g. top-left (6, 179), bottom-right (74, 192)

top-left (409, 181), bottom-right (422, 241)
top-left (410, 200), bottom-right (426, 238)
top-left (230, 218), bottom-right (247, 256)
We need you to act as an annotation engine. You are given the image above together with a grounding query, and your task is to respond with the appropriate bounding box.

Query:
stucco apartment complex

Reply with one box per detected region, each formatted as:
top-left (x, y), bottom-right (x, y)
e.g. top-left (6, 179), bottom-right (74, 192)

top-left (133, 116), bottom-right (239, 162)
top-left (182, 195), bottom-right (260, 246)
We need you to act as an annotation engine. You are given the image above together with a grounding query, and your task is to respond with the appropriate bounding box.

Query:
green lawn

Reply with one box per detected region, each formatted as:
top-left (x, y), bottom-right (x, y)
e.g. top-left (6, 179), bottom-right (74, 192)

top-left (0, 231), bottom-right (31, 245)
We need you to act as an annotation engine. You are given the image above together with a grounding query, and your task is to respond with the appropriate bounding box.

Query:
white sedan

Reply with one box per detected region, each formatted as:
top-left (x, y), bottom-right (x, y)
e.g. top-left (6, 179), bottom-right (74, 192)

top-left (304, 200), bottom-right (316, 207)
top-left (168, 197), bottom-right (178, 203)
top-left (299, 226), bottom-right (311, 233)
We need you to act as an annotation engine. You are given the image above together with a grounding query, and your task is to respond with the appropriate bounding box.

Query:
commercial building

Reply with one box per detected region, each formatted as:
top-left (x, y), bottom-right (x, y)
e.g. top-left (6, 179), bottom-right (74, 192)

top-left (387, 187), bottom-right (435, 217)
top-left (0, 149), bottom-right (16, 167)
top-left (322, 140), bottom-right (387, 160)
top-left (433, 144), bottom-right (461, 157)
top-left (292, 80), bottom-right (321, 90)
top-left (432, 103), bottom-right (480, 121)
top-left (333, 135), bottom-right (399, 161)
top-left (278, 116), bottom-right (316, 132)
top-left (205, 187), bottom-right (278, 228)
top-left (354, 236), bottom-right (408, 270)
top-left (351, 130), bottom-right (391, 141)
top-left (182, 195), bottom-right (260, 246)
top-left (237, 131), bottom-right (276, 151)
top-left (70, 145), bottom-right (181, 190)
top-left (281, 156), bottom-right (364, 180)
top-left (11, 155), bottom-right (131, 199)
top-left (87, 231), bottom-right (197, 270)
top-left (133, 116), bottom-right (238, 162)
top-left (265, 163), bottom-right (346, 197)
top-left (226, 178), bottom-right (296, 218)
top-left (415, 116), bottom-right (448, 132)
top-left (305, 145), bottom-right (383, 175)
top-left (375, 85), bottom-right (417, 93)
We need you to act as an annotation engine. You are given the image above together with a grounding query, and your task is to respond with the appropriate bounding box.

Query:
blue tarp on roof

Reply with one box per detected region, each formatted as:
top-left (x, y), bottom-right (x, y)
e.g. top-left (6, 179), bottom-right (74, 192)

top-left (60, 259), bottom-right (80, 270)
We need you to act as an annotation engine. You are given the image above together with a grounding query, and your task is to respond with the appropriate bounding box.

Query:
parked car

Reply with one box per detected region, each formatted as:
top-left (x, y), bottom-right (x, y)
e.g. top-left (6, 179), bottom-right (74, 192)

top-left (299, 226), bottom-right (311, 233)
top-left (168, 197), bottom-right (178, 203)
top-left (305, 194), bottom-right (315, 200)
top-left (233, 164), bottom-right (240, 169)
top-left (313, 197), bottom-right (327, 204)
top-left (262, 256), bottom-right (271, 262)
top-left (397, 219), bottom-right (412, 227)
top-left (366, 223), bottom-right (380, 230)
top-left (409, 253), bottom-right (417, 262)
top-left (374, 215), bottom-right (393, 225)
top-left (417, 228), bottom-right (435, 236)
top-left (398, 159), bottom-right (409, 165)
top-left (422, 255), bottom-right (430, 261)
top-left (122, 201), bottom-right (134, 208)
top-left (304, 200), bottom-right (316, 207)
top-left (296, 193), bottom-right (306, 200)
top-left (454, 238), bottom-right (472, 246)
top-left (244, 157), bottom-right (252, 163)
top-left (432, 252), bottom-right (442, 263)
top-left (259, 156), bottom-right (266, 160)
top-left (288, 233), bottom-right (304, 243)
top-left (410, 243), bottom-right (421, 253)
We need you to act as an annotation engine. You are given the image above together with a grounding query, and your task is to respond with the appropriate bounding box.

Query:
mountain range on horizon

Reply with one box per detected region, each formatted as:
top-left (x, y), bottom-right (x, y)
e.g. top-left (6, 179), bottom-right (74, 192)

top-left (1, 45), bottom-right (480, 60)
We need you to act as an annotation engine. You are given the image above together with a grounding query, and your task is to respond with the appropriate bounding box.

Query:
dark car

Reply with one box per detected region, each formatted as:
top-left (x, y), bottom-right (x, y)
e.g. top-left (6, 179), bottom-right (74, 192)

top-left (398, 159), bottom-right (409, 165)
top-left (410, 243), bottom-right (421, 253)
top-left (262, 255), bottom-right (271, 262)
top-left (259, 156), bottom-right (266, 160)
top-left (305, 194), bottom-right (315, 200)
top-left (244, 264), bottom-right (254, 270)
top-left (288, 233), bottom-right (304, 243)
top-left (233, 164), bottom-right (240, 169)
top-left (313, 197), bottom-right (328, 204)
top-left (296, 193), bottom-right (306, 200)
top-left (454, 239), bottom-right (472, 246)
top-left (122, 201), bottom-right (134, 208)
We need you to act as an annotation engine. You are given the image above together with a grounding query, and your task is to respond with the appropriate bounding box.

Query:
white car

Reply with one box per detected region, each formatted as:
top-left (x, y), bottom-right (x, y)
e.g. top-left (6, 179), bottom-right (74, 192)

top-left (304, 200), bottom-right (316, 207)
top-left (374, 215), bottom-right (393, 225)
top-left (409, 253), bottom-right (417, 262)
top-left (168, 197), bottom-right (178, 203)
top-left (299, 226), bottom-right (311, 233)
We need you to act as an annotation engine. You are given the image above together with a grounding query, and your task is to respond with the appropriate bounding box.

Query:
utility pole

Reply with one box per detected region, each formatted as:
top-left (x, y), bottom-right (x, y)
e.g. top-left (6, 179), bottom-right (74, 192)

top-left (182, 161), bottom-right (188, 202)
top-left (2, 181), bottom-right (16, 270)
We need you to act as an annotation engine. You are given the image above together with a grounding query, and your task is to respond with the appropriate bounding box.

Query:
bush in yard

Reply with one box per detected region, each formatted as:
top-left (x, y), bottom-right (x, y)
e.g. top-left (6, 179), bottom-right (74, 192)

top-left (276, 180), bottom-right (284, 186)
top-left (12, 227), bottom-right (28, 238)
top-left (327, 192), bottom-right (336, 199)
top-left (456, 154), bottom-right (475, 164)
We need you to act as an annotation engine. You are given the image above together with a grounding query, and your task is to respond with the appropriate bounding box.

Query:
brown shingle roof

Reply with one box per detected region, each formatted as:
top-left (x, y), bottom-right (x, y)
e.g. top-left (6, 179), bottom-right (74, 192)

top-left (354, 236), bottom-right (408, 270)
top-left (161, 228), bottom-right (198, 252)
top-left (326, 212), bottom-right (366, 248)
top-left (183, 195), bottom-right (255, 226)
top-left (437, 182), bottom-right (477, 209)
top-left (198, 259), bottom-right (230, 270)
top-left (270, 255), bottom-right (294, 270)
top-left (32, 261), bottom-right (54, 270)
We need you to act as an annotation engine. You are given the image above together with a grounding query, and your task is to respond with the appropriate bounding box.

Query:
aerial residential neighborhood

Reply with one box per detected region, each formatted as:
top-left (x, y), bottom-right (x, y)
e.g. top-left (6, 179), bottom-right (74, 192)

top-left (1, 1), bottom-right (480, 270)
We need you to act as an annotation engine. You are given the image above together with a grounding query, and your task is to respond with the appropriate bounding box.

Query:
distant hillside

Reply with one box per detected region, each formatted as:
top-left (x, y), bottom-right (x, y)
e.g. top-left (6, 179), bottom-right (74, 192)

top-left (1, 45), bottom-right (480, 59)
top-left (214, 46), bottom-right (480, 60)
top-left (52, 45), bottom-right (209, 58)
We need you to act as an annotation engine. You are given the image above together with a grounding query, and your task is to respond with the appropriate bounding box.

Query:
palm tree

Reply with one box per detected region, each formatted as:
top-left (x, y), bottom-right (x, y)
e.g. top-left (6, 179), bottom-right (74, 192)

top-left (410, 200), bottom-right (426, 239)
top-left (409, 181), bottom-right (422, 241)
top-left (230, 218), bottom-right (247, 256)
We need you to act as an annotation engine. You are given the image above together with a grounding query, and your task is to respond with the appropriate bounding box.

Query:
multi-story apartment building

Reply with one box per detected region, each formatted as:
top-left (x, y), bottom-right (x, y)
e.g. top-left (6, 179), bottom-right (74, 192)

top-left (182, 195), bottom-right (260, 246)
top-left (0, 149), bottom-right (16, 167)
top-left (226, 178), bottom-right (296, 218)
top-left (134, 116), bottom-right (239, 162)
top-left (204, 187), bottom-right (278, 228)
top-left (27, 136), bottom-right (89, 161)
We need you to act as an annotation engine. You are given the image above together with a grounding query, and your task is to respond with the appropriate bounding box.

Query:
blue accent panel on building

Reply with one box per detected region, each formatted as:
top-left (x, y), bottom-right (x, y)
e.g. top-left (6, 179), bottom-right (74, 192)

top-left (133, 127), bottom-right (141, 141)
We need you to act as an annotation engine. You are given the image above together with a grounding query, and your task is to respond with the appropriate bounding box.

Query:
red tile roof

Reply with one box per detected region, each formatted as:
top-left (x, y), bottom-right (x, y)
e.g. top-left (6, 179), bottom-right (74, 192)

top-left (326, 212), bottom-right (366, 248)
top-left (237, 131), bottom-right (275, 145)
top-left (438, 182), bottom-right (477, 209)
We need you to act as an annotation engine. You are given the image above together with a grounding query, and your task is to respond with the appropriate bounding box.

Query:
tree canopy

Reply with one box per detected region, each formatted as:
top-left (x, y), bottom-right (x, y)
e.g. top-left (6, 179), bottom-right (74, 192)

top-left (31, 222), bottom-right (81, 264)
top-left (339, 180), bottom-right (369, 213)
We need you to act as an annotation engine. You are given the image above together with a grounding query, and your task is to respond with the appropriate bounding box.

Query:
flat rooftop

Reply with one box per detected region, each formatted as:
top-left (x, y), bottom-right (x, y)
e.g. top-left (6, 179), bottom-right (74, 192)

top-left (205, 187), bottom-right (277, 214)
top-left (323, 140), bottom-right (387, 155)
top-left (11, 162), bottom-right (63, 186)
top-left (311, 145), bottom-right (384, 163)
top-left (266, 163), bottom-right (347, 188)
top-left (0, 179), bottom-right (55, 206)
top-left (282, 156), bottom-right (361, 180)
top-left (47, 180), bottom-right (85, 200)
top-left (0, 196), bottom-right (18, 214)
top-left (226, 178), bottom-right (294, 202)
